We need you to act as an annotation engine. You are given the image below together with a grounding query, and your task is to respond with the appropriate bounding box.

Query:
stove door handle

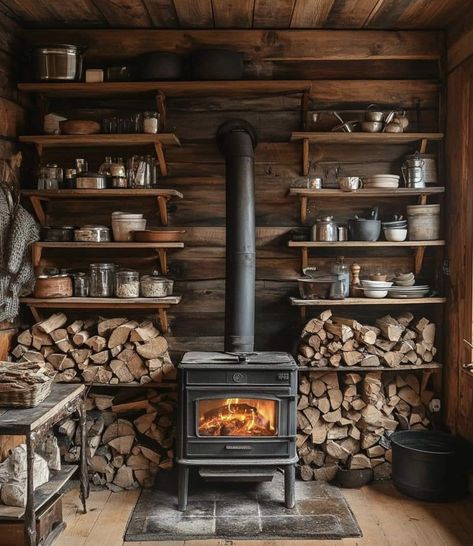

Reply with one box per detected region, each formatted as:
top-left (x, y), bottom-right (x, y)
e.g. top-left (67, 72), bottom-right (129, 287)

top-left (225, 444), bottom-right (253, 451)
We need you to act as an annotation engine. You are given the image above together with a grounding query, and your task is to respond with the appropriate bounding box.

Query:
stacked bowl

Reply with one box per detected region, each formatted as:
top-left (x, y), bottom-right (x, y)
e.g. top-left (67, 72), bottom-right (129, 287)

top-left (361, 279), bottom-right (394, 299)
top-left (363, 174), bottom-right (400, 189)
top-left (382, 218), bottom-right (408, 242)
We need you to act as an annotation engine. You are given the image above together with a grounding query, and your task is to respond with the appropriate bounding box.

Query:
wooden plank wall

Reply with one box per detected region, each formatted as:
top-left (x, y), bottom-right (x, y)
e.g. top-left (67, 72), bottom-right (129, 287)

top-left (445, 14), bottom-right (473, 443)
top-left (21, 30), bottom-right (444, 359)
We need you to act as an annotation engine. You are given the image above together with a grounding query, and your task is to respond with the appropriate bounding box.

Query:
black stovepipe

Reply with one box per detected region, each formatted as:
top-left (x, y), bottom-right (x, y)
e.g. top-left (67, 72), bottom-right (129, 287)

top-left (217, 119), bottom-right (257, 353)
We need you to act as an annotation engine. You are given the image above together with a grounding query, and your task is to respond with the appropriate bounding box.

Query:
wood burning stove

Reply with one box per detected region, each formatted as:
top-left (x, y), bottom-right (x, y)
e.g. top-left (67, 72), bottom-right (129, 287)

top-left (177, 351), bottom-right (298, 510)
top-left (177, 120), bottom-right (298, 510)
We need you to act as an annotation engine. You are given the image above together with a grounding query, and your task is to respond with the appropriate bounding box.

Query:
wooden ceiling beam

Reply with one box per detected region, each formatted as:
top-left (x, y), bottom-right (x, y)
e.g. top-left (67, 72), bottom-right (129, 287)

top-left (91, 0), bottom-right (153, 27)
top-left (173, 0), bottom-right (214, 28)
top-left (143, 0), bottom-right (179, 27)
top-left (290, 0), bottom-right (336, 28)
top-left (212, 0), bottom-right (254, 28)
top-left (253, 0), bottom-right (296, 28)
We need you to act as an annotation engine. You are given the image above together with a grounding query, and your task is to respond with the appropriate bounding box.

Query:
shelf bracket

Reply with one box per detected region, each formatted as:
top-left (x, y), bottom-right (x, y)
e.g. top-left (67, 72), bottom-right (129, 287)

top-left (156, 196), bottom-right (169, 225)
top-left (414, 246), bottom-right (426, 275)
top-left (158, 307), bottom-right (169, 333)
top-left (29, 306), bottom-right (42, 323)
top-left (302, 138), bottom-right (310, 176)
top-left (418, 194), bottom-right (428, 205)
top-left (31, 245), bottom-right (42, 269)
top-left (301, 90), bottom-right (310, 131)
top-left (154, 142), bottom-right (168, 176)
top-left (29, 196), bottom-right (47, 226)
top-left (301, 247), bottom-right (309, 271)
top-left (419, 138), bottom-right (428, 154)
top-left (156, 248), bottom-right (168, 274)
top-left (300, 196), bottom-right (308, 225)
top-left (299, 306), bottom-right (307, 322)
top-left (155, 92), bottom-right (167, 131)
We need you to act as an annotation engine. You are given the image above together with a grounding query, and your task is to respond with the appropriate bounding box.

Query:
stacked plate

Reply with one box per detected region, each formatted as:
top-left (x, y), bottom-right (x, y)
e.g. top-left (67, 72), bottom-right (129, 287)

top-left (387, 285), bottom-right (430, 298)
top-left (361, 279), bottom-right (393, 299)
top-left (363, 174), bottom-right (400, 189)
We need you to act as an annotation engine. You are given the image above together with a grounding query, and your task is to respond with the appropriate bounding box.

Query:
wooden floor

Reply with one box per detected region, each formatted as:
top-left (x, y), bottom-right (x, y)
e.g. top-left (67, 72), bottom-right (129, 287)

top-left (60, 482), bottom-right (473, 546)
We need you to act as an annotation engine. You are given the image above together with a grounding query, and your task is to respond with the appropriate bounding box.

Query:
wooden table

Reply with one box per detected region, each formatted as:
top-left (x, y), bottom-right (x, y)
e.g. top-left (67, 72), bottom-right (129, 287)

top-left (0, 384), bottom-right (89, 546)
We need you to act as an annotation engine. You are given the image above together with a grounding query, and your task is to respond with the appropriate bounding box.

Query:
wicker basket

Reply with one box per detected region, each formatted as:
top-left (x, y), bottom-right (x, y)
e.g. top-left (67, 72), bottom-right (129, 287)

top-left (0, 361), bottom-right (55, 408)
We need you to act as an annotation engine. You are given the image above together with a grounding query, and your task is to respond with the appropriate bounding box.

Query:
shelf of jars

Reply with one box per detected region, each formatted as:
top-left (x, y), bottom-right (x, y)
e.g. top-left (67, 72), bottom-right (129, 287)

top-left (19, 133), bottom-right (180, 176)
top-left (290, 132), bottom-right (444, 175)
top-left (288, 187), bottom-right (445, 225)
top-left (31, 241), bottom-right (184, 275)
top-left (20, 296), bottom-right (181, 333)
top-left (22, 189), bottom-right (183, 226)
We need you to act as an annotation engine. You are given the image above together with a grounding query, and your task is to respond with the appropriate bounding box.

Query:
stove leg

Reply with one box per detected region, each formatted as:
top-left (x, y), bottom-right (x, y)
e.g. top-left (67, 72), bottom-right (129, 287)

top-left (178, 464), bottom-right (189, 511)
top-left (284, 464), bottom-right (296, 509)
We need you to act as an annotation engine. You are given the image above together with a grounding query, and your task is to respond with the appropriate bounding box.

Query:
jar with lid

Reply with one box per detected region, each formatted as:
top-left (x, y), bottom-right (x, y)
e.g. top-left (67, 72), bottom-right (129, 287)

top-left (140, 274), bottom-right (174, 298)
top-left (331, 256), bottom-right (350, 297)
top-left (115, 270), bottom-right (140, 298)
top-left (143, 111), bottom-right (160, 134)
top-left (63, 168), bottom-right (76, 189)
top-left (98, 156), bottom-right (113, 187)
top-left (110, 157), bottom-right (127, 188)
top-left (72, 272), bottom-right (89, 297)
top-left (312, 216), bottom-right (338, 241)
top-left (89, 263), bottom-right (116, 297)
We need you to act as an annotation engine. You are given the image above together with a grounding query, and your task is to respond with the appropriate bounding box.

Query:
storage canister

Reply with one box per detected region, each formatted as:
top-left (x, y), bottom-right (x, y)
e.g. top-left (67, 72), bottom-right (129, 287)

top-left (72, 272), bottom-right (89, 297)
top-left (140, 275), bottom-right (174, 298)
top-left (407, 204), bottom-right (440, 241)
top-left (74, 225), bottom-right (111, 242)
top-left (115, 270), bottom-right (140, 298)
top-left (312, 216), bottom-right (338, 241)
top-left (89, 263), bottom-right (116, 297)
top-left (404, 153), bottom-right (437, 186)
top-left (34, 274), bottom-right (73, 298)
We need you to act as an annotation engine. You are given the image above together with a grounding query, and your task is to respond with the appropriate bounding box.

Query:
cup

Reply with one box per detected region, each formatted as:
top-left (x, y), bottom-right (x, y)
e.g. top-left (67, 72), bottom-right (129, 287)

top-left (338, 176), bottom-right (362, 192)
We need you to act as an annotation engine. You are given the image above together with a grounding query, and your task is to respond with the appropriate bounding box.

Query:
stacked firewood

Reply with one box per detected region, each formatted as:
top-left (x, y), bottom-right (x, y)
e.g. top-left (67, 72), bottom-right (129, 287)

top-left (9, 313), bottom-right (176, 384)
top-left (57, 390), bottom-right (176, 490)
top-left (297, 310), bottom-right (438, 369)
top-left (297, 369), bottom-right (436, 482)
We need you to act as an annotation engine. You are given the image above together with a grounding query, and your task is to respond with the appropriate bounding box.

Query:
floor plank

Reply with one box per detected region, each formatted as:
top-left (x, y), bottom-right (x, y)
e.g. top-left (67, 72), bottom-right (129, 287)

top-left (61, 482), bottom-right (473, 546)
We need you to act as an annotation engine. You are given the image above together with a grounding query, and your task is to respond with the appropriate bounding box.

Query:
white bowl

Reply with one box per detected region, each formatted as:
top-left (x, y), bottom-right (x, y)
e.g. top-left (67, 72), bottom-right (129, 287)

top-left (384, 228), bottom-right (408, 242)
top-left (361, 280), bottom-right (393, 288)
top-left (112, 211), bottom-right (144, 219)
top-left (364, 289), bottom-right (388, 298)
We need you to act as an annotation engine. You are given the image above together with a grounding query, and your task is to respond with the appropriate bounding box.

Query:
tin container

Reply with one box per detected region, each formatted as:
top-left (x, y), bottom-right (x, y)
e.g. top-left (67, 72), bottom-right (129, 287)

top-left (312, 216), bottom-right (338, 241)
top-left (89, 263), bottom-right (116, 297)
top-left (34, 274), bottom-right (73, 298)
top-left (74, 225), bottom-right (111, 242)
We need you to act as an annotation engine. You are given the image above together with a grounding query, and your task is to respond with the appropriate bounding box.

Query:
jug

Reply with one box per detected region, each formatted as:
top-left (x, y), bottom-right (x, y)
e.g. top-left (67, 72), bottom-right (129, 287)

top-left (402, 153), bottom-right (425, 188)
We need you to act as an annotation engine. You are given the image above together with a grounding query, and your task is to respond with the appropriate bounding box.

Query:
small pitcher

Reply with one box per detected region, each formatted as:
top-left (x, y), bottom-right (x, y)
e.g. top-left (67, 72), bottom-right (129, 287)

top-left (402, 153), bottom-right (425, 188)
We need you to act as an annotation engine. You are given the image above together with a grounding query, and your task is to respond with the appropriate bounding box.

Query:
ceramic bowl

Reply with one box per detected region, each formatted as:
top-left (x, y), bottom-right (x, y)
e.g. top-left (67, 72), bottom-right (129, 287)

top-left (361, 280), bottom-right (393, 288)
top-left (361, 120), bottom-right (383, 132)
top-left (384, 228), bottom-right (408, 242)
top-left (395, 278), bottom-right (416, 286)
top-left (369, 273), bottom-right (387, 281)
top-left (363, 288), bottom-right (388, 298)
top-left (395, 272), bottom-right (415, 281)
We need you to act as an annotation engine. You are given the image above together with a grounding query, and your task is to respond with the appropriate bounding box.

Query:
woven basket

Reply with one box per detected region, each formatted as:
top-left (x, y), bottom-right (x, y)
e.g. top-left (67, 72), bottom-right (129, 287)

top-left (0, 362), bottom-right (55, 408)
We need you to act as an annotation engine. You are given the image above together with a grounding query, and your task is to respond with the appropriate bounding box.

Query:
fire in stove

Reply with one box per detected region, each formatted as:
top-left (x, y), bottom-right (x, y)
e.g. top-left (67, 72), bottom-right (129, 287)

top-left (198, 398), bottom-right (278, 437)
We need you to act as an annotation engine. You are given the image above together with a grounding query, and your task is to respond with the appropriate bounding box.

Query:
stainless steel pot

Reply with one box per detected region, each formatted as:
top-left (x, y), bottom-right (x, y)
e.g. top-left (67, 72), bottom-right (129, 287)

top-left (76, 172), bottom-right (106, 189)
top-left (34, 44), bottom-right (83, 81)
top-left (312, 216), bottom-right (338, 241)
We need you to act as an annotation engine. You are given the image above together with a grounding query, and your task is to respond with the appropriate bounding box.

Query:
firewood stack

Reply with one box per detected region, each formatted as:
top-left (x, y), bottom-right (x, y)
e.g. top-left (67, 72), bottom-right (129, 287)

top-left (9, 313), bottom-right (176, 385)
top-left (297, 369), bottom-right (435, 482)
top-left (297, 310), bottom-right (438, 369)
top-left (57, 390), bottom-right (176, 490)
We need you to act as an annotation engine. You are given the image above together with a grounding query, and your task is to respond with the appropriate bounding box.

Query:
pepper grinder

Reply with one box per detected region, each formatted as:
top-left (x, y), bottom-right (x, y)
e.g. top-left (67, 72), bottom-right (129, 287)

top-left (350, 263), bottom-right (362, 297)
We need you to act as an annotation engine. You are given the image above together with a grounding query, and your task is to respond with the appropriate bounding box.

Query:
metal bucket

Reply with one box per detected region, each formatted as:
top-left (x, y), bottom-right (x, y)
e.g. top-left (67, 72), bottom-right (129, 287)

top-left (404, 153), bottom-right (438, 186)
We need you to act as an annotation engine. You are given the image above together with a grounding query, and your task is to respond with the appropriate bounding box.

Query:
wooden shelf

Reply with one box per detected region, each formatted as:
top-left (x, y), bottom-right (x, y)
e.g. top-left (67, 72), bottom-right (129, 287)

top-left (18, 80), bottom-right (312, 98)
top-left (20, 296), bottom-right (181, 333)
top-left (291, 132), bottom-right (444, 176)
top-left (289, 240), bottom-right (445, 248)
top-left (298, 362), bottom-right (442, 372)
top-left (0, 465), bottom-right (77, 520)
top-left (290, 240), bottom-right (445, 274)
top-left (290, 132), bottom-right (444, 144)
top-left (85, 382), bottom-right (177, 389)
top-left (22, 189), bottom-right (183, 227)
top-left (289, 187), bottom-right (445, 198)
top-left (291, 296), bottom-right (446, 309)
top-left (19, 133), bottom-right (180, 176)
top-left (32, 241), bottom-right (184, 274)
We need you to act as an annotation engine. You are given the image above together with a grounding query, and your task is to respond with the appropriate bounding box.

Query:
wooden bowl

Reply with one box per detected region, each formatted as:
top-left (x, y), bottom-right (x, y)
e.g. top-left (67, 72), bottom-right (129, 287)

top-left (132, 230), bottom-right (185, 242)
top-left (59, 120), bottom-right (101, 135)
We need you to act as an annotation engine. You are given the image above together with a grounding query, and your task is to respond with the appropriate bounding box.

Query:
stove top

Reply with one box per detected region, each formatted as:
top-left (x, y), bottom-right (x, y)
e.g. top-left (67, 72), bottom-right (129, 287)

top-left (180, 351), bottom-right (297, 368)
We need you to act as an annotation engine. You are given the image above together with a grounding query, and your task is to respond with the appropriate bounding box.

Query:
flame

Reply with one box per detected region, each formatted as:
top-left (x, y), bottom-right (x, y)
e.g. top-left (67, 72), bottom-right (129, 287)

top-left (198, 398), bottom-right (277, 437)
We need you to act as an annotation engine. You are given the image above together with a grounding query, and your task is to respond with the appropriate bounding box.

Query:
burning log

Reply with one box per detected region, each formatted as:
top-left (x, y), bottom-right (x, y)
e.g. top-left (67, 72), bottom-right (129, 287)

top-left (9, 316), bottom-right (176, 385)
top-left (297, 310), bottom-right (439, 370)
top-left (56, 390), bottom-right (176, 490)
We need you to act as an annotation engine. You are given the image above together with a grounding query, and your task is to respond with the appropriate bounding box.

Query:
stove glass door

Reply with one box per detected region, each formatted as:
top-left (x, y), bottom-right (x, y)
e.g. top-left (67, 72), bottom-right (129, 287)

top-left (197, 397), bottom-right (278, 437)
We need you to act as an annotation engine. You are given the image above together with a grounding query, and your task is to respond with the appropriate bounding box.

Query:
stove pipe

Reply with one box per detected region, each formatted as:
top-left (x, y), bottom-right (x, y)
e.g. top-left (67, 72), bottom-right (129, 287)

top-left (217, 120), bottom-right (257, 353)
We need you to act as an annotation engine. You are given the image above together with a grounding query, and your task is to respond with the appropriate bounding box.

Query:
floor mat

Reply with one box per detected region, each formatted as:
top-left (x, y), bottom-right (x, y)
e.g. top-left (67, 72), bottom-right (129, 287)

top-left (124, 470), bottom-right (361, 541)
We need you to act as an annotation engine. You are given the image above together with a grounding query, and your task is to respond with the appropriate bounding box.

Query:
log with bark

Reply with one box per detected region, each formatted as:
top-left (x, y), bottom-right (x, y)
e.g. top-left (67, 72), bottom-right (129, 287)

top-left (297, 369), bottom-right (436, 482)
top-left (56, 390), bottom-right (176, 490)
top-left (297, 310), bottom-right (439, 370)
top-left (9, 317), bottom-right (176, 385)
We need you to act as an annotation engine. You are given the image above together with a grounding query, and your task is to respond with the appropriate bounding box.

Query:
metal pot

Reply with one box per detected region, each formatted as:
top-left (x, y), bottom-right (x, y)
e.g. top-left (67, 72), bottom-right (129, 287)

top-left (190, 49), bottom-right (244, 80)
top-left (40, 226), bottom-right (75, 242)
top-left (76, 172), bottom-right (107, 189)
top-left (135, 52), bottom-right (183, 81)
top-left (34, 44), bottom-right (83, 81)
top-left (312, 216), bottom-right (338, 241)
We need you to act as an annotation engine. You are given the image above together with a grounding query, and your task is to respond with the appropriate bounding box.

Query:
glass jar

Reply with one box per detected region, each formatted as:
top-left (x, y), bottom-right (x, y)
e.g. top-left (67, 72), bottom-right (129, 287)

top-left (115, 270), bottom-right (140, 298)
top-left (98, 156), bottom-right (113, 187)
top-left (140, 275), bottom-right (173, 298)
top-left (331, 256), bottom-right (350, 297)
top-left (143, 111), bottom-right (160, 134)
top-left (72, 272), bottom-right (89, 297)
top-left (89, 263), bottom-right (116, 297)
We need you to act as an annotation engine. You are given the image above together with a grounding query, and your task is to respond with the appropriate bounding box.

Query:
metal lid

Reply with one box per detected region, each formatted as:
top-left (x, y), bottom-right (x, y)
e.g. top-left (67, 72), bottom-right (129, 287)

top-left (37, 273), bottom-right (70, 279)
top-left (316, 216), bottom-right (335, 223)
top-left (89, 263), bottom-right (116, 269)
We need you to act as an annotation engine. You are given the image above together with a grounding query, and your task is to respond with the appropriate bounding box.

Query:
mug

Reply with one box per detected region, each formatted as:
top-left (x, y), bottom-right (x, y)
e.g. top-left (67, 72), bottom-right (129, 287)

top-left (338, 176), bottom-right (363, 192)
